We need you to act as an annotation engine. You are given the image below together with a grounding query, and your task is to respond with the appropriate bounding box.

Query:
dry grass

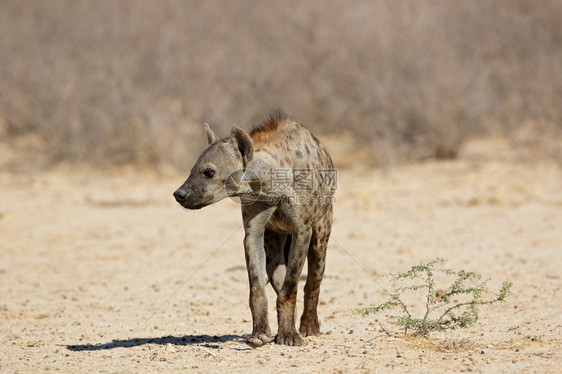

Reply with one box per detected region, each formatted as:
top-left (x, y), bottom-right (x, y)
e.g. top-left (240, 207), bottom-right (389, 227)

top-left (404, 336), bottom-right (477, 353)
top-left (1, 1), bottom-right (561, 169)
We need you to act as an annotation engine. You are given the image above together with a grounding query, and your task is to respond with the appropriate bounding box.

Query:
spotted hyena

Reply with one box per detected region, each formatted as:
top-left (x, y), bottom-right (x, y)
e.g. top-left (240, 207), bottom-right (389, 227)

top-left (174, 109), bottom-right (335, 347)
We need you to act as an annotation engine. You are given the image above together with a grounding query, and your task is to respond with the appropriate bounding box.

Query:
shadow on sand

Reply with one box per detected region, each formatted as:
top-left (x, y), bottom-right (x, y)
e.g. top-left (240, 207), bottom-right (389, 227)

top-left (66, 334), bottom-right (244, 351)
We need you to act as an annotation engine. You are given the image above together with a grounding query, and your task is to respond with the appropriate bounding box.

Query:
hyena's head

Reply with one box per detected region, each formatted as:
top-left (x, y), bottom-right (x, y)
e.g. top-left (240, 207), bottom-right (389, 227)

top-left (173, 124), bottom-right (254, 210)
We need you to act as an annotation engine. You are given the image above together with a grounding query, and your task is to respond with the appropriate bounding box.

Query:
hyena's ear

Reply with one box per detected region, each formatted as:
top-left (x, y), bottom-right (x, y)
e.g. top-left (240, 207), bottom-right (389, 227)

top-left (230, 125), bottom-right (254, 165)
top-left (204, 123), bottom-right (220, 144)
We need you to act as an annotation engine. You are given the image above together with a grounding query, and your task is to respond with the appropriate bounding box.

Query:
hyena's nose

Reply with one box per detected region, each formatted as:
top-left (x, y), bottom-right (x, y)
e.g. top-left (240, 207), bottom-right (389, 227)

top-left (173, 189), bottom-right (188, 203)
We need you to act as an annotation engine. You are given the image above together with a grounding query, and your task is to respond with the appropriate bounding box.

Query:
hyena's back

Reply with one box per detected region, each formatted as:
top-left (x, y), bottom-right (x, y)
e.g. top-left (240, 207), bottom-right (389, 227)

top-left (249, 110), bottom-right (334, 196)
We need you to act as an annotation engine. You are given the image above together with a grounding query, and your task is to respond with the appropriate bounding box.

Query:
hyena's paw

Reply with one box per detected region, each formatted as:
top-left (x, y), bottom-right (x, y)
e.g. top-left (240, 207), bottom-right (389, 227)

top-left (246, 332), bottom-right (272, 348)
top-left (275, 330), bottom-right (305, 347)
top-left (299, 314), bottom-right (320, 337)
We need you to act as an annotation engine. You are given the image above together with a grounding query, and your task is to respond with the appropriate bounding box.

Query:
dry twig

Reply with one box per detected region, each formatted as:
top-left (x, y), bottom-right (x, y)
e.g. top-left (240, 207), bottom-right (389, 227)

top-left (193, 345), bottom-right (222, 362)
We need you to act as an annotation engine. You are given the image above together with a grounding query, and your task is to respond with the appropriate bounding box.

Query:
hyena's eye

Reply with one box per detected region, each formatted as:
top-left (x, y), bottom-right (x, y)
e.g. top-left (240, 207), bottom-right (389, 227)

top-left (203, 169), bottom-right (215, 178)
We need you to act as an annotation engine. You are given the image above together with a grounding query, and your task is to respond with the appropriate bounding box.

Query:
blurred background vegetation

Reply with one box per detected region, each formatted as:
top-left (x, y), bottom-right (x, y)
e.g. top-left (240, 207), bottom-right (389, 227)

top-left (1, 0), bottom-right (561, 170)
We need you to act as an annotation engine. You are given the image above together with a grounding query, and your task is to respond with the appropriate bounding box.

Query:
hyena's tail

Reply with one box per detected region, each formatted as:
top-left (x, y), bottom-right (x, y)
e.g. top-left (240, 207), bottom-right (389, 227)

top-left (284, 235), bottom-right (292, 266)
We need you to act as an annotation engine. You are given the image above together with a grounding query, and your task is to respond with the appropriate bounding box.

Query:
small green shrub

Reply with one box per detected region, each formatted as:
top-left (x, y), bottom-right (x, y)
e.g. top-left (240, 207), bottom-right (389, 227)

top-left (359, 258), bottom-right (512, 337)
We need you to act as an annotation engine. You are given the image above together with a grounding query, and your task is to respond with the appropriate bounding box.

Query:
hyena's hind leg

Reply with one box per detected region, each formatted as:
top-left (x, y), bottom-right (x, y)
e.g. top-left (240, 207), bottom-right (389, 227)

top-left (264, 229), bottom-right (289, 294)
top-left (299, 214), bottom-right (331, 336)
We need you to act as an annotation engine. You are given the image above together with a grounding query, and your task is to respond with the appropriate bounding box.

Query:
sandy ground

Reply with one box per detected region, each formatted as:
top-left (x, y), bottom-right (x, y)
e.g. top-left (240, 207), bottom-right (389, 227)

top-left (1, 141), bottom-right (561, 373)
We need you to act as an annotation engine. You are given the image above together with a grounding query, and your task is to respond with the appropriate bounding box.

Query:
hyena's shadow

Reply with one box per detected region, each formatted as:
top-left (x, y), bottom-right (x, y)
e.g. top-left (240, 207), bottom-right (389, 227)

top-left (66, 334), bottom-right (244, 351)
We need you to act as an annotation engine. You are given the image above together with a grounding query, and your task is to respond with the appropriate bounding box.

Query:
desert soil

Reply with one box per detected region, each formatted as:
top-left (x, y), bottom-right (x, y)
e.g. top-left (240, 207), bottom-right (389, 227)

top-left (1, 140), bottom-right (561, 373)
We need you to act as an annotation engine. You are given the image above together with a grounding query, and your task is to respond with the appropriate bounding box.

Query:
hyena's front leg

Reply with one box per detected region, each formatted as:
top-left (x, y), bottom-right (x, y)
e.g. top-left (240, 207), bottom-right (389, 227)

top-left (242, 205), bottom-right (275, 347)
top-left (276, 228), bottom-right (312, 346)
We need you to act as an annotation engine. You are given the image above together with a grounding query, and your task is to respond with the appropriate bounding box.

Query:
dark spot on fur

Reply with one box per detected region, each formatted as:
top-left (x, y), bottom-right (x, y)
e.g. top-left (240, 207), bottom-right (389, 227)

top-left (296, 150), bottom-right (303, 158)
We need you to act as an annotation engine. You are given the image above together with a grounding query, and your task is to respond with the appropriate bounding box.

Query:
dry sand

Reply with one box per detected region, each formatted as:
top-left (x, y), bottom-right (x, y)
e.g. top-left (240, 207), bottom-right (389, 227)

top-left (1, 140), bottom-right (561, 373)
